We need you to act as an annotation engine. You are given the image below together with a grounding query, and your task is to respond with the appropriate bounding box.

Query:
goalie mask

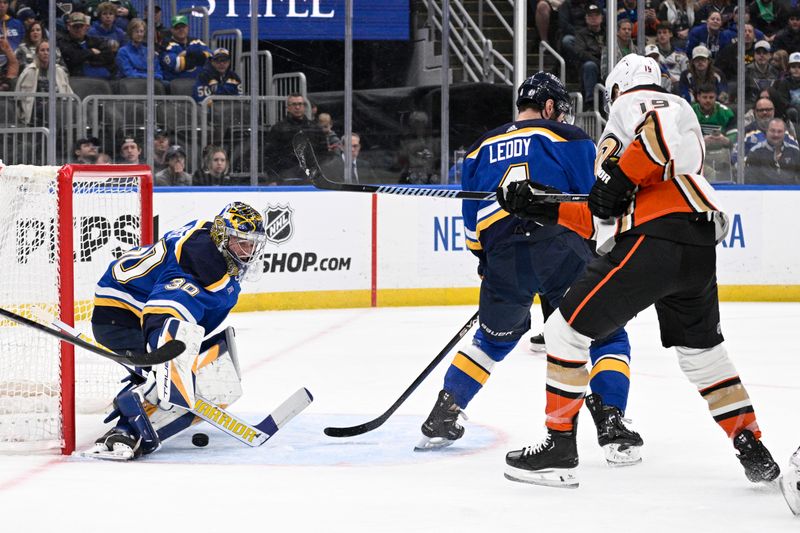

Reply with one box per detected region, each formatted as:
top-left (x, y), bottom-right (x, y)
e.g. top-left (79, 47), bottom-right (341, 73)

top-left (604, 55), bottom-right (662, 111)
top-left (210, 202), bottom-right (267, 280)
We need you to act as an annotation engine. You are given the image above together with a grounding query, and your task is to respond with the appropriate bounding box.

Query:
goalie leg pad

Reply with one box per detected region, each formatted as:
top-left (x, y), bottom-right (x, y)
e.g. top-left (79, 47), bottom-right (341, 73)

top-left (154, 318), bottom-right (204, 410)
top-left (147, 328), bottom-right (244, 443)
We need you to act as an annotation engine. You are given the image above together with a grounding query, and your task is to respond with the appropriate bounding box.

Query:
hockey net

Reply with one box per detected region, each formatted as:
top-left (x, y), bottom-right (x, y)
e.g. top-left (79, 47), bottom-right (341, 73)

top-left (0, 164), bottom-right (152, 454)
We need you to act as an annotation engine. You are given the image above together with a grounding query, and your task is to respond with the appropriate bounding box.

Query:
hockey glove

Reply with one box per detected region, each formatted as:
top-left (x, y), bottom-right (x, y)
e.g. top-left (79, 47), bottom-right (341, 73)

top-left (496, 180), bottom-right (560, 226)
top-left (589, 157), bottom-right (636, 219)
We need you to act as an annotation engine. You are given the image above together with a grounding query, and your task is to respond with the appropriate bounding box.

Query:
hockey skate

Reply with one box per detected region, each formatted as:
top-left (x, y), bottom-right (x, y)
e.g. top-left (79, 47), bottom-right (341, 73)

top-left (81, 429), bottom-right (142, 461)
top-left (529, 333), bottom-right (546, 353)
top-left (780, 447), bottom-right (800, 516)
top-left (584, 393), bottom-right (643, 467)
top-left (733, 429), bottom-right (780, 483)
top-left (415, 390), bottom-right (466, 451)
top-left (504, 428), bottom-right (579, 488)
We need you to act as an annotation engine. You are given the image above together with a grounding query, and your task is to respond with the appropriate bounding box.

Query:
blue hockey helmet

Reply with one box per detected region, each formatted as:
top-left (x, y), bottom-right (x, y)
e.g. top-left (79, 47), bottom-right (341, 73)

top-left (516, 72), bottom-right (573, 123)
top-left (211, 202), bottom-right (267, 280)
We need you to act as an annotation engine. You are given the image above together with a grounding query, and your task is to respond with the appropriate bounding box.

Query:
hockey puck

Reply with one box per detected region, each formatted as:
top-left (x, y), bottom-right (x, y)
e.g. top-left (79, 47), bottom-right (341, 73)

top-left (192, 433), bottom-right (209, 447)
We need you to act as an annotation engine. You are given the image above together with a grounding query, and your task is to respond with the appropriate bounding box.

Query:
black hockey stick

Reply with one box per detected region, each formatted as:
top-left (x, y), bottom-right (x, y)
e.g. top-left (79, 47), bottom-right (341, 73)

top-left (323, 310), bottom-right (479, 437)
top-left (0, 306), bottom-right (185, 366)
top-left (292, 132), bottom-right (587, 203)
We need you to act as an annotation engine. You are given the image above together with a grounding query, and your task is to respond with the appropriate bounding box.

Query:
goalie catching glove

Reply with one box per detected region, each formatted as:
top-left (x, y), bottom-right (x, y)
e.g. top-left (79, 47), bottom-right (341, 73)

top-left (496, 180), bottom-right (561, 225)
top-left (588, 157), bottom-right (636, 219)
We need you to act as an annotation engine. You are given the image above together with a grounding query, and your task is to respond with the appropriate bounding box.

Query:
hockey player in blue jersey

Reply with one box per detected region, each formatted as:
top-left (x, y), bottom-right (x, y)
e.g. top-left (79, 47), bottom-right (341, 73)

top-left (85, 202), bottom-right (267, 460)
top-left (416, 73), bottom-right (643, 465)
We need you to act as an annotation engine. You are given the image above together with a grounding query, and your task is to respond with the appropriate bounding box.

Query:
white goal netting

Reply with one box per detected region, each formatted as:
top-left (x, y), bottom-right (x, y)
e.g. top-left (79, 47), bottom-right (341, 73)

top-left (0, 165), bottom-right (150, 452)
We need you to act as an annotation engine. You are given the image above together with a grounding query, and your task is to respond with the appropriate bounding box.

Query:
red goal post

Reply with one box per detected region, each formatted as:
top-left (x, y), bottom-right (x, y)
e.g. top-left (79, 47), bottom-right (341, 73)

top-left (0, 164), bottom-right (153, 455)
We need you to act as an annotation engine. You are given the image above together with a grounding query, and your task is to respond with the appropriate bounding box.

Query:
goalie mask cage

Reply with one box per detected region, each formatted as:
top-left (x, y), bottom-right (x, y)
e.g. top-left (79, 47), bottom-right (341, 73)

top-left (0, 164), bottom-right (153, 455)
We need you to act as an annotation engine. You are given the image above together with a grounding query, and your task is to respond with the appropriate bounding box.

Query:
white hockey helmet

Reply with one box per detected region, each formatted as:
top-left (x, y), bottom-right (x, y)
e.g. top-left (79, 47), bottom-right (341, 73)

top-left (604, 54), bottom-right (662, 110)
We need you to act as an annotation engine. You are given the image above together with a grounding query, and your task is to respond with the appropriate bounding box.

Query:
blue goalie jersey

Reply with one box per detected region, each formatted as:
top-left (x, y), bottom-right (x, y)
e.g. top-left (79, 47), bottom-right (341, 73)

top-left (461, 119), bottom-right (597, 254)
top-left (93, 219), bottom-right (241, 348)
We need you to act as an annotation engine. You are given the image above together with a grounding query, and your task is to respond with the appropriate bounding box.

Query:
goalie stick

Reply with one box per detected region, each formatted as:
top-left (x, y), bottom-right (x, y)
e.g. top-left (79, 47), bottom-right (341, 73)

top-left (45, 317), bottom-right (313, 448)
top-left (0, 306), bottom-right (184, 366)
top-left (323, 310), bottom-right (479, 438)
top-left (292, 132), bottom-right (588, 203)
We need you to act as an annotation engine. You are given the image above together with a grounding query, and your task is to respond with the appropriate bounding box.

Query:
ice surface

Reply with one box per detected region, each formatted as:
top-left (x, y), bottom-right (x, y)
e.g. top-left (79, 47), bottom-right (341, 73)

top-left (1, 303), bottom-right (798, 531)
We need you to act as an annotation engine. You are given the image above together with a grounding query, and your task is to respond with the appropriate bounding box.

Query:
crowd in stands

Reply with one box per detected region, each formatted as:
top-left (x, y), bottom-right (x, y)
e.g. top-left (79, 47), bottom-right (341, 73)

top-left (540, 0), bottom-right (800, 182)
top-left (1, 1), bottom-right (798, 184)
top-left (0, 1), bottom-right (249, 180)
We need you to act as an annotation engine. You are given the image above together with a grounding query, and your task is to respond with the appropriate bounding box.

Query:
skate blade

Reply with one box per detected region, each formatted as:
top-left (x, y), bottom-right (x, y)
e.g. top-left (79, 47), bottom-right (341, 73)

top-left (604, 443), bottom-right (642, 467)
top-left (780, 472), bottom-right (800, 516)
top-left (414, 436), bottom-right (456, 452)
top-left (504, 465), bottom-right (579, 488)
top-left (529, 343), bottom-right (546, 354)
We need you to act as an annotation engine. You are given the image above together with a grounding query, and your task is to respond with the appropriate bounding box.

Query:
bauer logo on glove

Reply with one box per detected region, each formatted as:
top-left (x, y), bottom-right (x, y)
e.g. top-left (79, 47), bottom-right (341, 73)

top-left (588, 157), bottom-right (636, 220)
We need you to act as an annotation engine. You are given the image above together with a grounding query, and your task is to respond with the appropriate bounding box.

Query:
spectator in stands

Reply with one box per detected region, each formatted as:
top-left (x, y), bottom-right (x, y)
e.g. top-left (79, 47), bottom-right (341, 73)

top-left (692, 84), bottom-right (736, 181)
top-left (192, 145), bottom-right (232, 186)
top-left (0, 0), bottom-right (25, 50)
top-left (772, 49), bottom-right (789, 80)
top-left (144, 5), bottom-right (169, 46)
top-left (73, 136), bottom-right (100, 164)
top-left (58, 12), bottom-right (115, 79)
top-left (17, 20), bottom-right (49, 69)
top-left (616, 0), bottom-right (637, 24)
top-left (398, 110), bottom-right (439, 184)
top-left (0, 30), bottom-right (18, 91)
top-left (746, 118), bottom-right (800, 184)
top-left (558, 0), bottom-right (604, 62)
top-left (774, 52), bottom-right (800, 126)
top-left (654, 23), bottom-right (688, 94)
top-left (115, 18), bottom-right (162, 80)
top-left (117, 136), bottom-right (141, 164)
top-left (775, 9), bottom-right (800, 55)
top-left (557, 0), bottom-right (596, 60)
top-left (15, 6), bottom-right (37, 32)
top-left (155, 144), bottom-right (192, 186)
top-left (574, 5), bottom-right (605, 107)
top-left (645, 44), bottom-right (674, 92)
top-left (748, 0), bottom-right (787, 40)
top-left (317, 112), bottom-right (341, 155)
top-left (152, 128), bottom-right (170, 173)
top-left (696, 0), bottom-right (735, 31)
top-left (16, 40), bottom-right (72, 126)
top-left (269, 93), bottom-right (327, 182)
top-left (716, 23), bottom-right (760, 82)
top-left (657, 0), bottom-right (695, 46)
top-left (633, 0), bottom-right (660, 39)
top-left (85, 0), bottom-right (136, 31)
top-left (321, 132), bottom-right (377, 184)
top-left (686, 11), bottom-right (732, 59)
top-left (601, 17), bottom-right (634, 79)
top-left (193, 47), bottom-right (242, 104)
top-left (160, 15), bottom-right (210, 82)
top-left (679, 45), bottom-right (728, 103)
top-left (88, 2), bottom-right (126, 52)
top-left (96, 152), bottom-right (112, 164)
top-left (732, 97), bottom-right (800, 163)
top-left (745, 41), bottom-right (780, 108)
top-left (532, 0), bottom-right (564, 45)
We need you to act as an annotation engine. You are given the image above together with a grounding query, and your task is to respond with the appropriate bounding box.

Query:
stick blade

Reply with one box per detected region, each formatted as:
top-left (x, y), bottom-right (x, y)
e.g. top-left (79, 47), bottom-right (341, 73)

top-left (323, 415), bottom-right (387, 438)
top-left (125, 340), bottom-right (185, 365)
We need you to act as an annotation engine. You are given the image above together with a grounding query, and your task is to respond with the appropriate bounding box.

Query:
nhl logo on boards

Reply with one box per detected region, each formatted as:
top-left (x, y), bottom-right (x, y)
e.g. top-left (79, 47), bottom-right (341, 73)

top-left (264, 204), bottom-right (294, 245)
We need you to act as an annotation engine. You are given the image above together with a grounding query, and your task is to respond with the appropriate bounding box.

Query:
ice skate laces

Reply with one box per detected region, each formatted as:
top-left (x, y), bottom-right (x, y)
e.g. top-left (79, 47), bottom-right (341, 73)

top-left (522, 433), bottom-right (552, 457)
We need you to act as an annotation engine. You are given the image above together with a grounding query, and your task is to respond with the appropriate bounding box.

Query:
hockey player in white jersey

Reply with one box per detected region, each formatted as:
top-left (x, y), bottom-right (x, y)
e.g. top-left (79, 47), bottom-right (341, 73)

top-left (497, 55), bottom-right (780, 488)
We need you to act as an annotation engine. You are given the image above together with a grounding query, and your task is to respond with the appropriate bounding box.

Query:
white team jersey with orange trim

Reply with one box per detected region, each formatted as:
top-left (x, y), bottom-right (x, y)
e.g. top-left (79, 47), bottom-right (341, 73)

top-left (588, 88), bottom-right (730, 253)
